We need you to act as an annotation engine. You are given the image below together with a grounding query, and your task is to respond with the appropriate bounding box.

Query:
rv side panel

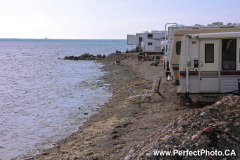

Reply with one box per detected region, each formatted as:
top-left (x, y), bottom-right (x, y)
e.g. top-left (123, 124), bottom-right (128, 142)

top-left (141, 31), bottom-right (165, 53)
top-left (179, 36), bottom-right (187, 93)
top-left (179, 75), bottom-right (199, 93)
top-left (179, 37), bottom-right (199, 70)
top-left (127, 35), bottom-right (136, 45)
top-left (189, 76), bottom-right (199, 93)
top-left (221, 75), bottom-right (240, 93)
top-left (188, 39), bottom-right (199, 67)
top-left (237, 38), bottom-right (240, 70)
top-left (179, 76), bottom-right (186, 93)
top-left (179, 36), bottom-right (187, 72)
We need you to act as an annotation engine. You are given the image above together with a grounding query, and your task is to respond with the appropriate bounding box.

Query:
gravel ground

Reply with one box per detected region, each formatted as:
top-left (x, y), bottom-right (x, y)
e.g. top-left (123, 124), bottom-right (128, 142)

top-left (30, 53), bottom-right (233, 160)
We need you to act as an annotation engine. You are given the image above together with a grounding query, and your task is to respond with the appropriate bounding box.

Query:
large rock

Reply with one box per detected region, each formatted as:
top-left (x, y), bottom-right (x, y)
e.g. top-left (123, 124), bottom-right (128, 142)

top-left (179, 120), bottom-right (189, 127)
top-left (97, 54), bottom-right (102, 58)
top-left (81, 53), bottom-right (91, 58)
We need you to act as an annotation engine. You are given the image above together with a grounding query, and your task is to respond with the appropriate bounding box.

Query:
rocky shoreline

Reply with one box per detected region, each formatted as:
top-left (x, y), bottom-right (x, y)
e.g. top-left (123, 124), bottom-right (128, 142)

top-left (31, 53), bottom-right (240, 160)
top-left (124, 95), bottom-right (240, 160)
top-left (63, 53), bottom-right (106, 60)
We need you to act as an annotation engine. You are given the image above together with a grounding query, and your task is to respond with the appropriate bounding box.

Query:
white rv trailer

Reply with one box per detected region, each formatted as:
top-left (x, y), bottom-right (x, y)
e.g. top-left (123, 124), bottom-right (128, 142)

top-left (140, 30), bottom-right (166, 54)
top-left (164, 22), bottom-right (225, 77)
top-left (127, 33), bottom-right (143, 52)
top-left (170, 26), bottom-right (240, 84)
top-left (178, 32), bottom-right (240, 94)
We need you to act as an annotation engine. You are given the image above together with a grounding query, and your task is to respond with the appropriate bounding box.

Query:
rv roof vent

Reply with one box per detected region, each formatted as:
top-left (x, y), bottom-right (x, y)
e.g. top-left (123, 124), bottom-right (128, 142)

top-left (220, 25), bottom-right (235, 28)
top-left (212, 22), bottom-right (223, 26)
top-left (207, 24), bottom-right (215, 26)
top-left (194, 24), bottom-right (201, 26)
top-left (143, 31), bottom-right (149, 33)
top-left (151, 30), bottom-right (159, 32)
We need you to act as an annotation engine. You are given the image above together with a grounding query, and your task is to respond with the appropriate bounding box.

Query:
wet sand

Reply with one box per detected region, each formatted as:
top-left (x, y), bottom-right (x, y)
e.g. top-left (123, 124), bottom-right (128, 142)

top-left (31, 53), bottom-right (189, 160)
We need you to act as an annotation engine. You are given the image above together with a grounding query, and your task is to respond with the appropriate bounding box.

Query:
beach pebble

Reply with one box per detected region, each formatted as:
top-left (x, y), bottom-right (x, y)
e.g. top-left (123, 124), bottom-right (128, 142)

top-left (162, 135), bottom-right (170, 141)
top-left (192, 134), bottom-right (199, 141)
top-left (200, 112), bottom-right (208, 117)
top-left (191, 123), bottom-right (197, 128)
top-left (172, 121), bottom-right (177, 128)
top-left (145, 152), bottom-right (156, 159)
top-left (179, 120), bottom-right (189, 127)
top-left (138, 151), bottom-right (145, 158)
top-left (178, 127), bottom-right (185, 132)
top-left (129, 149), bottom-right (135, 155)
top-left (152, 141), bottom-right (159, 149)
top-left (164, 144), bottom-right (171, 150)
top-left (224, 128), bottom-right (230, 134)
top-left (124, 155), bottom-right (133, 160)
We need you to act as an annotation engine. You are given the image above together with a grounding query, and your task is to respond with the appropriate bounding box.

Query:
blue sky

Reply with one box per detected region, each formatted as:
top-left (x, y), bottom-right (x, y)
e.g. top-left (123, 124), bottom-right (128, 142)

top-left (0, 0), bottom-right (239, 39)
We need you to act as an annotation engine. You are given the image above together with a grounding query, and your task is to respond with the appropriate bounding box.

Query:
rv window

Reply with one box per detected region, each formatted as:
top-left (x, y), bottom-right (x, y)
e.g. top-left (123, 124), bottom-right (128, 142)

top-left (222, 39), bottom-right (236, 70)
top-left (147, 34), bottom-right (153, 38)
top-left (176, 41), bottom-right (181, 55)
top-left (205, 44), bottom-right (214, 63)
top-left (148, 42), bottom-right (153, 45)
top-left (139, 37), bottom-right (142, 42)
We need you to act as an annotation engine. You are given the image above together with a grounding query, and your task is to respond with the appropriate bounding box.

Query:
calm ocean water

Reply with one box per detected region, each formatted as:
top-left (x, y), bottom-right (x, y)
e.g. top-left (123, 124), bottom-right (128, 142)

top-left (0, 39), bottom-right (128, 159)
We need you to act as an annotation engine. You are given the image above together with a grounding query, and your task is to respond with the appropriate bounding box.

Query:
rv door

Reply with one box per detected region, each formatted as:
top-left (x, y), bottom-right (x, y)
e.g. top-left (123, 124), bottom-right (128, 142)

top-left (199, 40), bottom-right (220, 92)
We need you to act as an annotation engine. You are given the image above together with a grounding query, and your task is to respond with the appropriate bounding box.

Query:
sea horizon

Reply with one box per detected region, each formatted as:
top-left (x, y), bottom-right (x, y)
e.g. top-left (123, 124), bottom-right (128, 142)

top-left (0, 38), bottom-right (127, 40)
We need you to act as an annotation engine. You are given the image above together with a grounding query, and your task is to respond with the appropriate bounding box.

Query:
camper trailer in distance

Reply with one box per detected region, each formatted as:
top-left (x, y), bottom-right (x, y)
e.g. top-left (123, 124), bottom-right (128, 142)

top-left (141, 30), bottom-right (166, 54)
top-left (178, 32), bottom-right (240, 94)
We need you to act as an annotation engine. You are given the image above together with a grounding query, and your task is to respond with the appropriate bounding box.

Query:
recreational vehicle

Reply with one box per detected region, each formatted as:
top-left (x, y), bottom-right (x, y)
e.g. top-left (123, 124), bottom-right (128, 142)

top-left (164, 22), bottom-right (227, 77)
top-left (178, 32), bottom-right (240, 94)
top-left (140, 30), bottom-right (166, 54)
top-left (127, 33), bottom-right (143, 52)
top-left (170, 26), bottom-right (240, 84)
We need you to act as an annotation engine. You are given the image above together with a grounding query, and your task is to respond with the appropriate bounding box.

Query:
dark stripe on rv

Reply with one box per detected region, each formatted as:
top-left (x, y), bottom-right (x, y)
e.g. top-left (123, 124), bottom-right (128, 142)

top-left (180, 71), bottom-right (240, 76)
top-left (179, 71), bottom-right (198, 76)
top-left (173, 67), bottom-right (179, 71)
top-left (174, 34), bottom-right (185, 36)
top-left (221, 71), bottom-right (240, 75)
